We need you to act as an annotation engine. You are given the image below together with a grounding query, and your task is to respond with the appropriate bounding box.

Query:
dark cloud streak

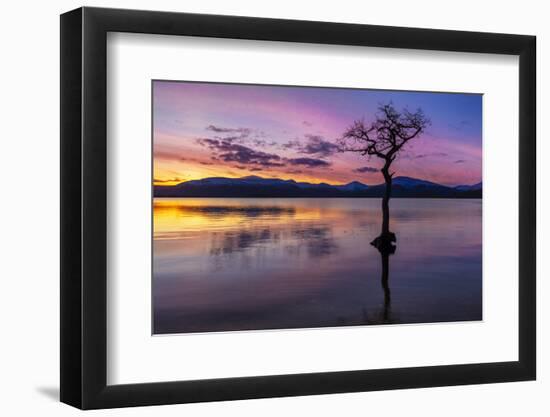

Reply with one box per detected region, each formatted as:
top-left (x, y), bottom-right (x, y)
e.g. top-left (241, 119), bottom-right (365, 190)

top-left (354, 166), bottom-right (378, 173)
top-left (206, 125), bottom-right (251, 135)
top-left (415, 152), bottom-right (448, 159)
top-left (287, 157), bottom-right (331, 168)
top-left (197, 137), bottom-right (332, 170)
top-left (197, 138), bottom-right (285, 168)
top-left (300, 134), bottom-right (340, 157)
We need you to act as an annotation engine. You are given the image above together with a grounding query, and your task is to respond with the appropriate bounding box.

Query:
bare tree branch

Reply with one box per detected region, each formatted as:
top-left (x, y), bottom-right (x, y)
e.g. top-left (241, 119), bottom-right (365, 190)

top-left (338, 103), bottom-right (430, 165)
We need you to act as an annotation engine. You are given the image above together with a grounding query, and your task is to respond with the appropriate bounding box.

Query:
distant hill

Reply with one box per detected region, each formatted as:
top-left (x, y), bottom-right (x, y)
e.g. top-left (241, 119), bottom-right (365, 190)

top-left (454, 182), bottom-right (482, 192)
top-left (154, 175), bottom-right (482, 198)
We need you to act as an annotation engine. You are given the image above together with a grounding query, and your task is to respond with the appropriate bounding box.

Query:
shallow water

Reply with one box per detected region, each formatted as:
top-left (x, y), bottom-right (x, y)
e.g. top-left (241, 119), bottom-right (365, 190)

top-left (153, 198), bottom-right (482, 334)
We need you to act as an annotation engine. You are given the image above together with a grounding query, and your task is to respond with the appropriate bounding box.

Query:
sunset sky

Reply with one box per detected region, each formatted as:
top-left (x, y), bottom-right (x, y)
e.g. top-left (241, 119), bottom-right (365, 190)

top-left (153, 81), bottom-right (482, 187)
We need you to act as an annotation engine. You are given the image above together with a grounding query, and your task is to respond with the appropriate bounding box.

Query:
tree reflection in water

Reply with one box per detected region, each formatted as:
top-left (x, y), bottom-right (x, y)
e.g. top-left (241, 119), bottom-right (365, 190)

top-left (376, 237), bottom-right (396, 323)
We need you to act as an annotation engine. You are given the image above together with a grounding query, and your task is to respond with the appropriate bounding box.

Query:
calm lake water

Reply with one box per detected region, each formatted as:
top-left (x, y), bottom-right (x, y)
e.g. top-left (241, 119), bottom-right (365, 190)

top-left (153, 198), bottom-right (482, 334)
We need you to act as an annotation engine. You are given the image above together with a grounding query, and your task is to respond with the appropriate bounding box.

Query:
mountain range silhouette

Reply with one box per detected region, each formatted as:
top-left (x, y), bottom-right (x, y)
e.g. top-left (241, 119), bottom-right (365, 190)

top-left (154, 175), bottom-right (482, 198)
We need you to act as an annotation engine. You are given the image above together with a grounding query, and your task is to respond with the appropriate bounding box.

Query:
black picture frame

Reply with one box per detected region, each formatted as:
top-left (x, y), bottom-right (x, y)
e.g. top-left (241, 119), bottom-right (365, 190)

top-left (60, 6), bottom-right (536, 410)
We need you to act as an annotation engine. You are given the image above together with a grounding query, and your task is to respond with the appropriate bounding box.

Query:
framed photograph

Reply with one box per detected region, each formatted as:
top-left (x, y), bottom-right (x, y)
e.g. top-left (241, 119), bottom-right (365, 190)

top-left (60, 7), bottom-right (536, 409)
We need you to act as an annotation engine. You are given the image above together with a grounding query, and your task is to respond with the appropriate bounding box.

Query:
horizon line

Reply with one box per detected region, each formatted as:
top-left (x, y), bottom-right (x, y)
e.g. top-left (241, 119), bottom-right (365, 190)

top-left (153, 174), bottom-right (482, 188)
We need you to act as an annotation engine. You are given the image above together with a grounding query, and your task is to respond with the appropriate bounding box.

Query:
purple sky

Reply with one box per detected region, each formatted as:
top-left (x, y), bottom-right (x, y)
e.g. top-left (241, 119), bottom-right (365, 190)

top-left (153, 81), bottom-right (482, 186)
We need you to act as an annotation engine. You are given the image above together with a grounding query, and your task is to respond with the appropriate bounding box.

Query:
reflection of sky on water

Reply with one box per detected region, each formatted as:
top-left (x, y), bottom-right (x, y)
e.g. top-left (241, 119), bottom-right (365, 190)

top-left (153, 198), bottom-right (482, 334)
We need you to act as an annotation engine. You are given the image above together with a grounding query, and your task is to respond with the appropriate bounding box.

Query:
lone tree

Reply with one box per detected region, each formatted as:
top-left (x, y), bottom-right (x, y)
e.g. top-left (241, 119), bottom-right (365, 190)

top-left (338, 103), bottom-right (430, 250)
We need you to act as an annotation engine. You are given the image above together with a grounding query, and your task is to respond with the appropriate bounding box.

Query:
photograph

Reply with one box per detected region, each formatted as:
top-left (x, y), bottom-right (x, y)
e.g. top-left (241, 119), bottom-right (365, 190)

top-left (152, 80), bottom-right (483, 335)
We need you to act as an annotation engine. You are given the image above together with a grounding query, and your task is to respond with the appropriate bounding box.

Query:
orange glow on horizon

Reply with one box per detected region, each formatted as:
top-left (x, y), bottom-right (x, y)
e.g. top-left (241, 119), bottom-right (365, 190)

top-left (153, 158), bottom-right (360, 187)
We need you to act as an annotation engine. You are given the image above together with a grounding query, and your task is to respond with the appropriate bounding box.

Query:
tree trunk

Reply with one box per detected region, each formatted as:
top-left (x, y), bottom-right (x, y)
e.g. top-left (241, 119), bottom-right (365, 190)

top-left (381, 166), bottom-right (392, 236)
top-left (371, 162), bottom-right (396, 251)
